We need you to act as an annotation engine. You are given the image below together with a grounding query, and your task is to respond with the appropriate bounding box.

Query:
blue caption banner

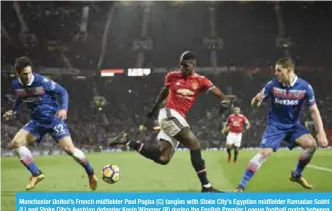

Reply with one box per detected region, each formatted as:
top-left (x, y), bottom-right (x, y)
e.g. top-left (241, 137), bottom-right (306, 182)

top-left (16, 193), bottom-right (332, 211)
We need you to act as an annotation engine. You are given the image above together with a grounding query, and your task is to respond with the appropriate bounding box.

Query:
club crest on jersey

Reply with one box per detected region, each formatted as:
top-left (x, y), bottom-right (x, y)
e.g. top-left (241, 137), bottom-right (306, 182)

top-left (191, 81), bottom-right (199, 90)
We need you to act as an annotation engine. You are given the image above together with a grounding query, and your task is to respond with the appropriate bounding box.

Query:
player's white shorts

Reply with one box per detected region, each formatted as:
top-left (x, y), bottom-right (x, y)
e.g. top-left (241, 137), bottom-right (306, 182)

top-left (156, 107), bottom-right (189, 149)
top-left (226, 132), bottom-right (243, 147)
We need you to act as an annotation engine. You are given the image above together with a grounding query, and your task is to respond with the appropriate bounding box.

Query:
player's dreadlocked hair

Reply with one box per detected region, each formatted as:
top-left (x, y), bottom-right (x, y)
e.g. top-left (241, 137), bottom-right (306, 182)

top-left (180, 51), bottom-right (197, 62)
top-left (276, 57), bottom-right (295, 69)
top-left (14, 56), bottom-right (32, 72)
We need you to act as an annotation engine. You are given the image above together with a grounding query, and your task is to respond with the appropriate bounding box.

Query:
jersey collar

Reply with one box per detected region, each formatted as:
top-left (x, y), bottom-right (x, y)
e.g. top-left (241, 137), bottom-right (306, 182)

top-left (18, 74), bottom-right (35, 86)
top-left (188, 73), bottom-right (198, 78)
top-left (283, 74), bottom-right (298, 87)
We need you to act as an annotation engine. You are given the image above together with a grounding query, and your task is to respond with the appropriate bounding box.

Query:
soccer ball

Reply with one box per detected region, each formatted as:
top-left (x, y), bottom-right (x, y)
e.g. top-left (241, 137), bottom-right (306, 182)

top-left (102, 164), bottom-right (120, 184)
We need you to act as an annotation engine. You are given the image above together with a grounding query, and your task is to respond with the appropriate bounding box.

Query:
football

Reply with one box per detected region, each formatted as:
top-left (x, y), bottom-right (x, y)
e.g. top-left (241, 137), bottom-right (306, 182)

top-left (102, 164), bottom-right (120, 184)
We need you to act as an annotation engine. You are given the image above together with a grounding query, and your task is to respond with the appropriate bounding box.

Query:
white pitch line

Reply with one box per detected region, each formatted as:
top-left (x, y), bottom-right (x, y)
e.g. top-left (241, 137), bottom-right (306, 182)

top-left (308, 165), bottom-right (332, 173)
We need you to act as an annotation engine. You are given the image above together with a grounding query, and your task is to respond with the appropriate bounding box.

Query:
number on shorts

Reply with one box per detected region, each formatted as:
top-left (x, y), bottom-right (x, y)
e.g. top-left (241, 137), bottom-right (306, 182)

top-left (54, 124), bottom-right (66, 136)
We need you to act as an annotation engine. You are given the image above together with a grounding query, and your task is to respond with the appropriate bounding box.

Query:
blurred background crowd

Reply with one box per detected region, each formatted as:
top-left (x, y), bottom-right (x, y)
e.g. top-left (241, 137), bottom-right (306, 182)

top-left (1, 1), bottom-right (332, 154)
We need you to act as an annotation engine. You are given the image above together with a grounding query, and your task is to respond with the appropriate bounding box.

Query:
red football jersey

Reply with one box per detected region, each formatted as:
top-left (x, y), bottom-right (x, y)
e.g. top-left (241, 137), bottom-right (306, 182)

top-left (227, 114), bottom-right (247, 133)
top-left (164, 71), bottom-right (214, 117)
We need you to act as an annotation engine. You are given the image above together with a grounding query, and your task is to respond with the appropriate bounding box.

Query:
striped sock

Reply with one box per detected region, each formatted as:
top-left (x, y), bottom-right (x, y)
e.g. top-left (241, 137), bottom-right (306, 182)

top-left (190, 149), bottom-right (210, 186)
top-left (238, 153), bottom-right (267, 189)
top-left (15, 146), bottom-right (41, 176)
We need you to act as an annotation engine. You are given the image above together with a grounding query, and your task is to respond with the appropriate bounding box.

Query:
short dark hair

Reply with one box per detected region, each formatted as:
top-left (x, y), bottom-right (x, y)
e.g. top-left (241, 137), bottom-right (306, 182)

top-left (180, 51), bottom-right (197, 61)
top-left (276, 57), bottom-right (295, 69)
top-left (14, 56), bottom-right (32, 72)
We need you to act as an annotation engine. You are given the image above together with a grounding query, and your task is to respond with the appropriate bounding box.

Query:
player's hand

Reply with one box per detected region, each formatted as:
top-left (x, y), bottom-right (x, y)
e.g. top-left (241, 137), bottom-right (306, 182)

top-left (256, 92), bottom-right (264, 101)
top-left (253, 92), bottom-right (264, 106)
top-left (219, 100), bottom-right (230, 115)
top-left (2, 110), bottom-right (15, 121)
top-left (317, 132), bottom-right (328, 148)
top-left (56, 109), bottom-right (67, 120)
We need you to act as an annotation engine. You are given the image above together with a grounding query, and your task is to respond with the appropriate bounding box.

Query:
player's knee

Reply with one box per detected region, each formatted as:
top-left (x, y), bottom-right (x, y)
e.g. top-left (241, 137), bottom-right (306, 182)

top-left (297, 134), bottom-right (317, 149)
top-left (234, 147), bottom-right (239, 153)
top-left (11, 130), bottom-right (31, 149)
top-left (11, 138), bottom-right (26, 149)
top-left (58, 137), bottom-right (76, 153)
top-left (62, 145), bottom-right (76, 153)
top-left (62, 145), bottom-right (77, 156)
top-left (308, 138), bottom-right (317, 149)
top-left (159, 146), bottom-right (174, 165)
top-left (10, 140), bottom-right (19, 149)
top-left (188, 138), bottom-right (200, 150)
top-left (159, 155), bottom-right (170, 165)
top-left (300, 139), bottom-right (317, 150)
top-left (258, 148), bottom-right (273, 157)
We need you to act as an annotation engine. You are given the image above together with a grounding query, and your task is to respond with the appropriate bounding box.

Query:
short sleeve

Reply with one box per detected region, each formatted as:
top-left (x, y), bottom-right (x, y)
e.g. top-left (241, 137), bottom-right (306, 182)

top-left (200, 76), bottom-right (214, 92)
top-left (305, 84), bottom-right (316, 108)
top-left (164, 72), bottom-right (172, 87)
top-left (226, 116), bottom-right (231, 125)
top-left (41, 76), bottom-right (57, 92)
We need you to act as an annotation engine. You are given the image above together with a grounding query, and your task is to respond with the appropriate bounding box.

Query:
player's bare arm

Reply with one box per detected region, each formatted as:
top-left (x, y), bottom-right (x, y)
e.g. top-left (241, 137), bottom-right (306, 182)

top-left (251, 91), bottom-right (264, 107)
top-left (209, 87), bottom-right (236, 115)
top-left (209, 87), bottom-right (227, 101)
top-left (210, 87), bottom-right (237, 102)
top-left (3, 96), bottom-right (22, 121)
top-left (245, 118), bottom-right (251, 130)
top-left (147, 86), bottom-right (169, 118)
top-left (309, 104), bottom-right (328, 147)
top-left (221, 123), bottom-right (229, 134)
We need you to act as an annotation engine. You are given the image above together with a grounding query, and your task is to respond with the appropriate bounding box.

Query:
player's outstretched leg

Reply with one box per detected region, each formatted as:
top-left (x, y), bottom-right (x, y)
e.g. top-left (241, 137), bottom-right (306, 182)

top-left (290, 134), bottom-right (317, 189)
top-left (109, 132), bottom-right (173, 165)
top-left (10, 129), bottom-right (44, 191)
top-left (58, 136), bottom-right (97, 190)
top-left (233, 146), bottom-right (239, 163)
top-left (226, 145), bottom-right (232, 163)
top-left (174, 128), bottom-right (222, 192)
top-left (235, 149), bottom-right (271, 192)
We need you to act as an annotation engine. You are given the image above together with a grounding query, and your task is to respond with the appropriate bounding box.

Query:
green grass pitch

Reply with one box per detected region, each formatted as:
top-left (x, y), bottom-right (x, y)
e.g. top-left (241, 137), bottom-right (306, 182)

top-left (2, 149), bottom-right (332, 210)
